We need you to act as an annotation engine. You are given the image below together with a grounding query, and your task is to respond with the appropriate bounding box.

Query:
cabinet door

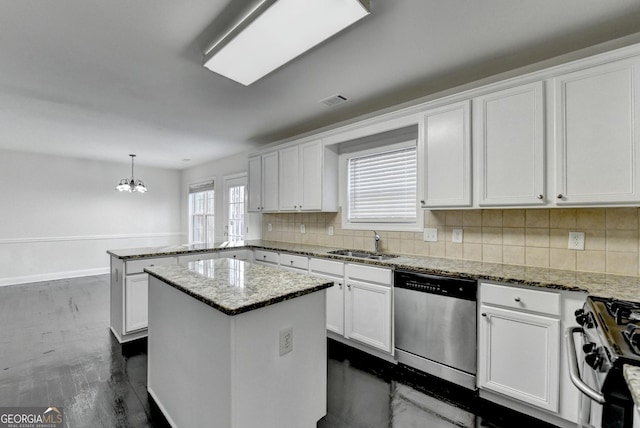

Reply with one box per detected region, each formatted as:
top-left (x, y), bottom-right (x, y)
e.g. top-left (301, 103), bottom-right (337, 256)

top-left (310, 271), bottom-right (344, 335)
top-left (125, 274), bottom-right (149, 333)
top-left (421, 100), bottom-right (472, 207)
top-left (261, 151), bottom-right (279, 211)
top-left (475, 82), bottom-right (545, 206)
top-left (478, 304), bottom-right (560, 412)
top-left (248, 156), bottom-right (262, 212)
top-left (344, 280), bottom-right (392, 353)
top-left (278, 146), bottom-right (300, 210)
top-left (300, 140), bottom-right (323, 211)
top-left (553, 58), bottom-right (640, 205)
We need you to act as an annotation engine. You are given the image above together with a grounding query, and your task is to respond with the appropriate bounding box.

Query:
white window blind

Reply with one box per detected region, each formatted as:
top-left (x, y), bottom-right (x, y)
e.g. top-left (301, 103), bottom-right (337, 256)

top-left (347, 145), bottom-right (417, 222)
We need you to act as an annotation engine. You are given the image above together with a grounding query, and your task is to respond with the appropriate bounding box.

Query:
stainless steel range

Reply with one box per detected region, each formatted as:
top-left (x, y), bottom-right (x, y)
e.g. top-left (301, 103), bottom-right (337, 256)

top-left (566, 296), bottom-right (640, 428)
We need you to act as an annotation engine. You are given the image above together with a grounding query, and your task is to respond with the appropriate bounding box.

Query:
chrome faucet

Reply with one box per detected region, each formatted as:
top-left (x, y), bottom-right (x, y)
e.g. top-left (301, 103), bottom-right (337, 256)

top-left (373, 231), bottom-right (380, 254)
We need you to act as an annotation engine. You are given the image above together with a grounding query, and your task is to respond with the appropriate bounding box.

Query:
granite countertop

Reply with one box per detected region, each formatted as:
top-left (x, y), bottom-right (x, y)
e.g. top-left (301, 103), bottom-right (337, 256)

top-left (145, 258), bottom-right (333, 316)
top-left (624, 365), bottom-right (640, 408)
top-left (109, 239), bottom-right (640, 301)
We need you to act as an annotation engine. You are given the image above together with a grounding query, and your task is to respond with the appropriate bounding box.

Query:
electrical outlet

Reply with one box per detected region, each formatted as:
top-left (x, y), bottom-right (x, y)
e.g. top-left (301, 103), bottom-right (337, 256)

top-left (279, 327), bottom-right (293, 356)
top-left (452, 228), bottom-right (463, 243)
top-left (268, 223), bottom-right (273, 232)
top-left (423, 228), bottom-right (438, 242)
top-left (300, 224), bottom-right (306, 234)
top-left (328, 226), bottom-right (334, 236)
top-left (568, 231), bottom-right (585, 250)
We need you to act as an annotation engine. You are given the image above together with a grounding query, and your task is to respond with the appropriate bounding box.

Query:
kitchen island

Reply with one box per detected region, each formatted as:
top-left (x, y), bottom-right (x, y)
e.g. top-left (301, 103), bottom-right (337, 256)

top-left (144, 258), bottom-right (333, 428)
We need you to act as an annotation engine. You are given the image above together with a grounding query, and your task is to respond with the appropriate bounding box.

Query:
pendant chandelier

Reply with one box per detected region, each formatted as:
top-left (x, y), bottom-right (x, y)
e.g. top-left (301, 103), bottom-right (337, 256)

top-left (115, 154), bottom-right (147, 193)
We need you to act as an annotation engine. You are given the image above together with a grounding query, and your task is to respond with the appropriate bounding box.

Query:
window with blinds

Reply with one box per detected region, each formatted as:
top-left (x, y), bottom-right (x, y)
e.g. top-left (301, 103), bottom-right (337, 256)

top-left (347, 145), bottom-right (417, 223)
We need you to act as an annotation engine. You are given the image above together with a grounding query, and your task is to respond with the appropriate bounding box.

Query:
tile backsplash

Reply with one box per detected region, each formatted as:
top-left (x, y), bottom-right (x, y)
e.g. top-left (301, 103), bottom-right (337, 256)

top-left (261, 208), bottom-right (640, 276)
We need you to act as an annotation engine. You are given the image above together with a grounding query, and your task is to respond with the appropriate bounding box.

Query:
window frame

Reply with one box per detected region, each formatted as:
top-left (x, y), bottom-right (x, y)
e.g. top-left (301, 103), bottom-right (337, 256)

top-left (339, 140), bottom-right (423, 232)
top-left (223, 173), bottom-right (247, 243)
top-left (188, 179), bottom-right (215, 245)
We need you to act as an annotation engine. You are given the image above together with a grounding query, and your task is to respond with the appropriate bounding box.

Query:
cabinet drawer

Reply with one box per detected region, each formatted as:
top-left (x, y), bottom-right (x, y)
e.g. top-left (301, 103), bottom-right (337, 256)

top-left (177, 252), bottom-right (217, 265)
top-left (279, 253), bottom-right (309, 270)
top-left (309, 258), bottom-right (344, 277)
top-left (346, 263), bottom-right (391, 285)
top-left (126, 256), bottom-right (177, 274)
top-left (218, 249), bottom-right (248, 260)
top-left (254, 250), bottom-right (279, 265)
top-left (481, 282), bottom-right (560, 316)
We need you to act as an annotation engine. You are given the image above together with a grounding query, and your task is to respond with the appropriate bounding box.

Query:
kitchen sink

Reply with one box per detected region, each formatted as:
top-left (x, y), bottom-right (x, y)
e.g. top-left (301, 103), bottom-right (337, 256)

top-left (327, 249), bottom-right (398, 261)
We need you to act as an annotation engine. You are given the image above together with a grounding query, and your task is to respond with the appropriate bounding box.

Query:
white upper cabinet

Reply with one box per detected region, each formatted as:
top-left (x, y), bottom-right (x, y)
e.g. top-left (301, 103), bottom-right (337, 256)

top-left (248, 152), bottom-right (278, 212)
top-left (421, 100), bottom-right (472, 208)
top-left (300, 140), bottom-right (325, 210)
top-left (278, 145), bottom-right (300, 211)
top-left (276, 139), bottom-right (338, 212)
top-left (262, 151), bottom-right (279, 211)
top-left (474, 82), bottom-right (546, 206)
top-left (552, 57), bottom-right (640, 205)
top-left (247, 155), bottom-right (262, 212)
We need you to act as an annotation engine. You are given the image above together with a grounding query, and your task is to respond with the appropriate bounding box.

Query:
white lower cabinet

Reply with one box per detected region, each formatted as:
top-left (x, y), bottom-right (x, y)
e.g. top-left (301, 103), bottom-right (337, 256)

top-left (110, 255), bottom-right (178, 343)
top-left (478, 282), bottom-right (561, 414)
top-left (253, 249), bottom-right (279, 266)
top-left (309, 258), bottom-right (345, 336)
top-left (344, 264), bottom-right (393, 354)
top-left (125, 274), bottom-right (149, 333)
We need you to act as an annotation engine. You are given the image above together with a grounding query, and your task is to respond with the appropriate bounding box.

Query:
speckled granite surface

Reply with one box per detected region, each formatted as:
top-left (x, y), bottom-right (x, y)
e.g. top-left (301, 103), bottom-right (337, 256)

top-left (624, 365), bottom-right (640, 408)
top-left (145, 258), bottom-right (332, 316)
top-left (110, 240), bottom-right (640, 301)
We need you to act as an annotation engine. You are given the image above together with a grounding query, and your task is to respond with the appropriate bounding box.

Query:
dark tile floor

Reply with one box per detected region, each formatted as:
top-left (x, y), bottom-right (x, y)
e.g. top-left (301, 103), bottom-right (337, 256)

top-left (0, 275), bottom-right (559, 427)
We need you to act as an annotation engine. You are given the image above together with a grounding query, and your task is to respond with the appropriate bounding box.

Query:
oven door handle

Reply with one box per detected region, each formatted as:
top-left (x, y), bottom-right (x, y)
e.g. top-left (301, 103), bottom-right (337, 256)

top-left (564, 326), bottom-right (606, 404)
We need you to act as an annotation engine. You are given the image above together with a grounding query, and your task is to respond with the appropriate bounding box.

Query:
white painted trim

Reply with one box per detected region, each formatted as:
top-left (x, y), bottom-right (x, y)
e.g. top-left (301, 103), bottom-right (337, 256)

top-left (0, 268), bottom-right (110, 287)
top-left (0, 232), bottom-right (185, 245)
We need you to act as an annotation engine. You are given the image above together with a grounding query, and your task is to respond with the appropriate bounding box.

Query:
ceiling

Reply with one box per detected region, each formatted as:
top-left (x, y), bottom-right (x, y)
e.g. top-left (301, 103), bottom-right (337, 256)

top-left (2, 0), bottom-right (640, 170)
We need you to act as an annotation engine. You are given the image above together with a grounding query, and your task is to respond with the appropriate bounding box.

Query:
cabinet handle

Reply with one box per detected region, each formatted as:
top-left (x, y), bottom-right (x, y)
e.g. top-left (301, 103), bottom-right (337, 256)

top-left (420, 200), bottom-right (425, 205)
top-left (514, 297), bottom-right (521, 302)
top-left (481, 313), bottom-right (487, 317)
top-left (150, 264), bottom-right (155, 267)
top-left (347, 284), bottom-right (351, 290)
top-left (557, 194), bottom-right (563, 199)
top-left (290, 260), bottom-right (294, 265)
top-left (294, 205), bottom-right (297, 209)
top-left (263, 255), bottom-right (267, 259)
top-left (338, 283), bottom-right (343, 290)
top-left (233, 255), bottom-right (237, 259)
top-left (537, 194), bottom-right (543, 200)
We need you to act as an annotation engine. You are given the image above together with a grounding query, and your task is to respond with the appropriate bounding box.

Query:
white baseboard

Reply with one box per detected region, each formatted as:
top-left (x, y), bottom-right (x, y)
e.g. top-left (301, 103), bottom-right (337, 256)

top-left (0, 267), bottom-right (109, 287)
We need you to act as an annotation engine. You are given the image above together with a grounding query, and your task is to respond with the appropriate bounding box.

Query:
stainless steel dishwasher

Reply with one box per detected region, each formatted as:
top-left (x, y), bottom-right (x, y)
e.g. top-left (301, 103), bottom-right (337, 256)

top-left (394, 270), bottom-right (477, 390)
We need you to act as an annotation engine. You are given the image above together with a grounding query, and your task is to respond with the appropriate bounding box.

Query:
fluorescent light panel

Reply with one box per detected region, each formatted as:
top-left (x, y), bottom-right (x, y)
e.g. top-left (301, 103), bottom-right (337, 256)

top-left (203, 0), bottom-right (370, 85)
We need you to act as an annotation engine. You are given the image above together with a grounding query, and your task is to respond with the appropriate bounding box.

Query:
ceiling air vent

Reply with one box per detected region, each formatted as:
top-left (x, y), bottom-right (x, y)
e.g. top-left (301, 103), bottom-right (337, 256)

top-left (319, 94), bottom-right (348, 107)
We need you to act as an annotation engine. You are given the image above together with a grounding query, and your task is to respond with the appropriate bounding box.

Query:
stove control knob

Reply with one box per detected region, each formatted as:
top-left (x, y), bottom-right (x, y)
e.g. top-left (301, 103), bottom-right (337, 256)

top-left (582, 342), bottom-right (597, 354)
top-left (585, 349), bottom-right (603, 370)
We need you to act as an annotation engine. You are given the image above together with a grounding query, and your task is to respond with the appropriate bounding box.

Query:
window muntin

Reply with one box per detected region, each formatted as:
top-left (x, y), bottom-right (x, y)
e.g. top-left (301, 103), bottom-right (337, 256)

top-left (227, 184), bottom-right (245, 242)
top-left (189, 180), bottom-right (215, 244)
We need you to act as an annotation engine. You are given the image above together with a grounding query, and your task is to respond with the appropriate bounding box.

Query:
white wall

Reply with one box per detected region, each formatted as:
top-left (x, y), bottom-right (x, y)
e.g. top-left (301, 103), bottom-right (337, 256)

top-left (181, 150), bottom-right (261, 242)
top-left (0, 150), bottom-right (182, 285)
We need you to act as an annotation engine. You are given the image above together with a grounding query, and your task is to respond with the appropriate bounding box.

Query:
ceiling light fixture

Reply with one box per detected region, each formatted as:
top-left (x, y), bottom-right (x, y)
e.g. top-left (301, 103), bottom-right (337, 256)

top-left (202, 0), bottom-right (370, 86)
top-left (116, 154), bottom-right (147, 193)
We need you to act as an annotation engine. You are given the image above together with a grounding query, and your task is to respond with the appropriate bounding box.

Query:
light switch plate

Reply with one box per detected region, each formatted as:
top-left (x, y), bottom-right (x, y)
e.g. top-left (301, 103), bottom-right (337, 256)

top-left (423, 228), bottom-right (438, 242)
top-left (452, 228), bottom-right (463, 243)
